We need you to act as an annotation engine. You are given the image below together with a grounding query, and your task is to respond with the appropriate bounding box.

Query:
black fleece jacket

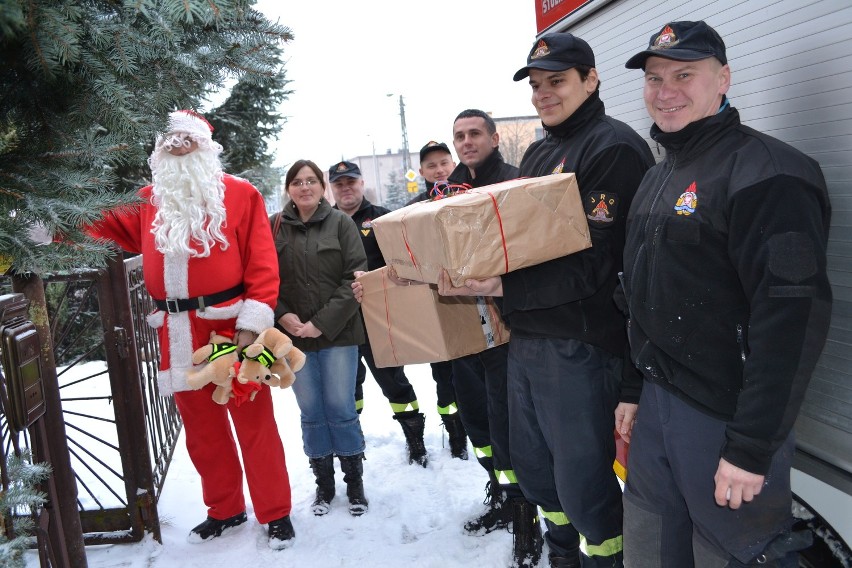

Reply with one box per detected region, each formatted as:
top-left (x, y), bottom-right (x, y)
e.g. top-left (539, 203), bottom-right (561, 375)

top-left (448, 148), bottom-right (519, 188)
top-left (500, 90), bottom-right (654, 404)
top-left (622, 106), bottom-right (832, 475)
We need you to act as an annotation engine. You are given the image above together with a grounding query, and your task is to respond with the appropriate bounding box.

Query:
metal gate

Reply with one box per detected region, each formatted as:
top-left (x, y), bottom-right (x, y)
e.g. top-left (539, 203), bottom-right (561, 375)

top-left (0, 254), bottom-right (182, 566)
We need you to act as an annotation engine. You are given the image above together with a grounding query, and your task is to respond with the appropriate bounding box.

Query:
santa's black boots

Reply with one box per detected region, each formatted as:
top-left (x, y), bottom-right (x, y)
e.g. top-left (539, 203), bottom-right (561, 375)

top-left (187, 511), bottom-right (247, 543)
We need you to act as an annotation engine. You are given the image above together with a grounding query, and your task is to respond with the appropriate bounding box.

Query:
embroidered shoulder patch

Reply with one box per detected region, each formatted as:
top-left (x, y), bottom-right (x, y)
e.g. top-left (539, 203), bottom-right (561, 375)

top-left (674, 182), bottom-right (698, 216)
top-left (586, 192), bottom-right (617, 224)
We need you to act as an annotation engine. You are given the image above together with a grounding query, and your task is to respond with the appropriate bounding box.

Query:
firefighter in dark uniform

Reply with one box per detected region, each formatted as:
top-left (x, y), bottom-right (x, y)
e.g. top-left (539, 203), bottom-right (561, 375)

top-left (620, 21), bottom-right (832, 567)
top-left (445, 110), bottom-right (541, 566)
top-left (439, 38), bottom-right (654, 567)
top-left (407, 141), bottom-right (470, 460)
top-left (329, 160), bottom-right (427, 466)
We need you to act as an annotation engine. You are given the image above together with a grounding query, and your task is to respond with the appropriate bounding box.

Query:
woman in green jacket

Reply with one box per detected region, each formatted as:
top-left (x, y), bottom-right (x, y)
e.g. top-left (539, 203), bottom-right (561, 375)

top-left (271, 159), bottom-right (369, 517)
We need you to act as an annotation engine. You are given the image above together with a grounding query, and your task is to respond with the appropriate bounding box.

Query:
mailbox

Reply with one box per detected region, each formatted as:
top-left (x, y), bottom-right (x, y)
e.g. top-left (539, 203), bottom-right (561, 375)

top-left (0, 293), bottom-right (46, 432)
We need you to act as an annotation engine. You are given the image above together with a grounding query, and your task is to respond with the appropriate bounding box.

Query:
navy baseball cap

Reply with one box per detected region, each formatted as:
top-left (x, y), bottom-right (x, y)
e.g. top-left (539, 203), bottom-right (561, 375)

top-left (513, 33), bottom-right (596, 82)
top-left (328, 161), bottom-right (362, 182)
top-left (625, 21), bottom-right (727, 70)
top-left (419, 141), bottom-right (451, 163)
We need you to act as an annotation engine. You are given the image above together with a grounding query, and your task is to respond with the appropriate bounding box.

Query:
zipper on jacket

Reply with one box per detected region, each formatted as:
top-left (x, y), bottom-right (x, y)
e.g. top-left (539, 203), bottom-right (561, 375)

top-left (736, 323), bottom-right (747, 363)
top-left (578, 299), bottom-right (588, 333)
top-left (630, 155), bottom-right (677, 303)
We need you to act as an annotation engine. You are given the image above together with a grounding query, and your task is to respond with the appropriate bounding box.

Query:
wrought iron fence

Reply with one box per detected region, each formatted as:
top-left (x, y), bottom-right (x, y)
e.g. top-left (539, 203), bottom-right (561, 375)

top-left (0, 254), bottom-right (182, 554)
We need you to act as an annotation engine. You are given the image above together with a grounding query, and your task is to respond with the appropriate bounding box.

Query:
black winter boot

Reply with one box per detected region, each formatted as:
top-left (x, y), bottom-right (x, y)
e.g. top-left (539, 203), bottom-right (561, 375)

top-left (187, 511), bottom-right (247, 543)
top-left (511, 498), bottom-right (543, 567)
top-left (338, 453), bottom-right (369, 516)
top-left (394, 411), bottom-right (428, 467)
top-left (549, 554), bottom-right (580, 568)
top-left (308, 455), bottom-right (335, 516)
top-left (441, 412), bottom-right (469, 460)
top-left (267, 515), bottom-right (295, 550)
top-left (464, 472), bottom-right (510, 535)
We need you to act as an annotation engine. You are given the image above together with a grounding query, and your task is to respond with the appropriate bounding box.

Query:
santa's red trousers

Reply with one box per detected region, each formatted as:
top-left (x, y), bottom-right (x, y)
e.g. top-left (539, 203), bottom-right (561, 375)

top-left (175, 383), bottom-right (292, 524)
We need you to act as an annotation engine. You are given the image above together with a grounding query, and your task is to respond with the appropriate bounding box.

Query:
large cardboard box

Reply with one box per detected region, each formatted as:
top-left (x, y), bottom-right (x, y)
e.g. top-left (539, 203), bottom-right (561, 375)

top-left (358, 267), bottom-right (509, 368)
top-left (372, 173), bottom-right (591, 286)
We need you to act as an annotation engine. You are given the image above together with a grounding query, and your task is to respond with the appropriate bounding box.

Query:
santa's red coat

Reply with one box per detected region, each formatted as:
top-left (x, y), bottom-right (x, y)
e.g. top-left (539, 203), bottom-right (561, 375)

top-left (91, 174), bottom-right (279, 395)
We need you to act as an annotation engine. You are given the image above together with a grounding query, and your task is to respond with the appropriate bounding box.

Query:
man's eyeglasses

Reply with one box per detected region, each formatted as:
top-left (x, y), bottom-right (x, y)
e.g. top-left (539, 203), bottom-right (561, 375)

top-left (290, 179), bottom-right (320, 188)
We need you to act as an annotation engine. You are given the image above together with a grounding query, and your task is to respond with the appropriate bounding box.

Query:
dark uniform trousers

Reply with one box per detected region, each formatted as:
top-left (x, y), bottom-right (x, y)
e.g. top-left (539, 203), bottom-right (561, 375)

top-left (623, 381), bottom-right (797, 568)
top-left (452, 343), bottom-right (521, 497)
top-left (508, 336), bottom-right (624, 565)
top-left (430, 360), bottom-right (457, 413)
top-left (356, 335), bottom-right (417, 413)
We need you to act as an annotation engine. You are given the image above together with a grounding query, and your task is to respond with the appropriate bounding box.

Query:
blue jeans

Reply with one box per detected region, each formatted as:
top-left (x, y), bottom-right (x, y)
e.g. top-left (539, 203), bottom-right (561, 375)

top-left (292, 345), bottom-right (365, 458)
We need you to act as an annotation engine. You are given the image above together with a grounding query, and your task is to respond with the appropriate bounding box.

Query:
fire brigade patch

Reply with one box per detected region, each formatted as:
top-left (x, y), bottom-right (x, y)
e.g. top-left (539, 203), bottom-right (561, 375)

top-left (674, 182), bottom-right (698, 215)
top-left (586, 192), bottom-right (617, 224)
top-left (531, 39), bottom-right (551, 60)
top-left (361, 218), bottom-right (373, 237)
top-left (652, 25), bottom-right (679, 51)
top-left (551, 158), bottom-right (566, 174)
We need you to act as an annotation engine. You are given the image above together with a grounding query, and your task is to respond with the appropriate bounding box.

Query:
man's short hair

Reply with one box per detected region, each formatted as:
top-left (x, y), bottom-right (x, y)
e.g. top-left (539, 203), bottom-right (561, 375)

top-left (454, 109), bottom-right (496, 136)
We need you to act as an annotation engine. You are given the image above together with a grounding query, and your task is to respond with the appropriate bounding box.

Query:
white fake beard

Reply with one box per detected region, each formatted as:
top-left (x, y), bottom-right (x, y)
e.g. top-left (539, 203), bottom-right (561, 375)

top-left (150, 149), bottom-right (229, 257)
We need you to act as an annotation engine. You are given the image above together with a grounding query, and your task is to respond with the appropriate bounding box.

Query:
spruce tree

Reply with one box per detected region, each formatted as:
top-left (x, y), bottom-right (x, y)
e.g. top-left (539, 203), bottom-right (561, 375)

top-left (207, 73), bottom-right (292, 200)
top-left (0, 1), bottom-right (293, 275)
top-left (0, 450), bottom-right (51, 568)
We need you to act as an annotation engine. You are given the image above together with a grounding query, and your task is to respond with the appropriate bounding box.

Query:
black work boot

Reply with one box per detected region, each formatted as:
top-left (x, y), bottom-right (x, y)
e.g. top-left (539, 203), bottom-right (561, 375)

top-left (338, 453), bottom-right (369, 516)
top-left (267, 515), bottom-right (295, 550)
top-left (511, 498), bottom-right (543, 567)
top-left (549, 554), bottom-right (580, 567)
top-left (394, 411), bottom-right (428, 467)
top-left (441, 412), bottom-right (469, 460)
top-left (464, 472), bottom-right (510, 535)
top-left (187, 511), bottom-right (247, 543)
top-left (308, 455), bottom-right (336, 516)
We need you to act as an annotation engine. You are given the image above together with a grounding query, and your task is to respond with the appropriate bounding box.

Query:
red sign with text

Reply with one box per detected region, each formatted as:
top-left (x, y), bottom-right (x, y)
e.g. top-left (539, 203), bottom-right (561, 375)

top-left (535, 0), bottom-right (590, 34)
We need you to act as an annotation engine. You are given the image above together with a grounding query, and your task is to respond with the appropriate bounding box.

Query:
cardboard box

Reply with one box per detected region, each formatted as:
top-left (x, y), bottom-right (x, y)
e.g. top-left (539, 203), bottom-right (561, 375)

top-left (372, 173), bottom-right (591, 287)
top-left (358, 267), bottom-right (509, 368)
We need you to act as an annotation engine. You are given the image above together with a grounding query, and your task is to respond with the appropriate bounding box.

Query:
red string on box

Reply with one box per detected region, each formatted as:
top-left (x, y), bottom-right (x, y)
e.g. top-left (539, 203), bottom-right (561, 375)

top-left (381, 270), bottom-right (401, 366)
top-left (399, 208), bottom-right (425, 282)
top-left (485, 191), bottom-right (509, 274)
top-left (428, 181), bottom-right (472, 201)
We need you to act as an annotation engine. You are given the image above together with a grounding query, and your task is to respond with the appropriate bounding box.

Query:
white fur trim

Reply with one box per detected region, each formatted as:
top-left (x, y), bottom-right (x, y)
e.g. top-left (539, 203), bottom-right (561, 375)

top-left (196, 299), bottom-right (243, 321)
top-left (161, 251), bottom-right (194, 394)
top-left (156, 367), bottom-right (196, 396)
top-left (235, 299), bottom-right (274, 334)
top-left (147, 310), bottom-right (165, 329)
top-left (167, 110), bottom-right (213, 141)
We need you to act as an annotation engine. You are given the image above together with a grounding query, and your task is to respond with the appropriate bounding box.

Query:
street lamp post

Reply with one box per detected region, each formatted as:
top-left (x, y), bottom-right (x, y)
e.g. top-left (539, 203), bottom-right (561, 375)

top-left (388, 93), bottom-right (411, 174)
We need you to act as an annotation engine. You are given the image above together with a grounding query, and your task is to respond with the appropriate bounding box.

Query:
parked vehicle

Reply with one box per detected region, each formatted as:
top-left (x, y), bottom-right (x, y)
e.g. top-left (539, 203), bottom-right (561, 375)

top-left (534, 1), bottom-right (852, 565)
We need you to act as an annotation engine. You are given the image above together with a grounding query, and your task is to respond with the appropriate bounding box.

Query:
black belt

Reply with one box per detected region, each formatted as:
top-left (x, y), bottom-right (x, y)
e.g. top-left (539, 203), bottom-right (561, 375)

top-left (153, 284), bottom-right (245, 314)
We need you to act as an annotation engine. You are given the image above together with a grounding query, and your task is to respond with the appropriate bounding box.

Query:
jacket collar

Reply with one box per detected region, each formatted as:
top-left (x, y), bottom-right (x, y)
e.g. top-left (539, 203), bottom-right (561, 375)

top-left (450, 148), bottom-right (508, 186)
top-left (282, 197), bottom-right (333, 225)
top-left (651, 100), bottom-right (739, 163)
top-left (542, 88), bottom-right (605, 139)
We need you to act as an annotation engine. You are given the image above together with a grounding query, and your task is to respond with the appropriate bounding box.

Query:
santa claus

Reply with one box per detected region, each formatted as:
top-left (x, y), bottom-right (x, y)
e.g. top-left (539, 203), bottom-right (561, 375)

top-left (90, 110), bottom-right (295, 549)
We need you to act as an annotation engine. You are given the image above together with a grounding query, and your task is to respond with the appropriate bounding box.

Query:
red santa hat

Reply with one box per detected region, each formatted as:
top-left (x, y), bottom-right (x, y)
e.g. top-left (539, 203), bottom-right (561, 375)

top-left (166, 110), bottom-right (214, 142)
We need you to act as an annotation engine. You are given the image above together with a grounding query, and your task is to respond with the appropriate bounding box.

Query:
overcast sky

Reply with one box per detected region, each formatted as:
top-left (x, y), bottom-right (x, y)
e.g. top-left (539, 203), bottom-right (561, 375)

top-left (250, 0), bottom-right (539, 171)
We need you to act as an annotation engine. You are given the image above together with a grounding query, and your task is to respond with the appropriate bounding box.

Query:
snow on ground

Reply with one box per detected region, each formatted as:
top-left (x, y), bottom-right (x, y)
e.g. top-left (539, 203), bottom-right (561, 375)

top-left (27, 363), bottom-right (518, 567)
